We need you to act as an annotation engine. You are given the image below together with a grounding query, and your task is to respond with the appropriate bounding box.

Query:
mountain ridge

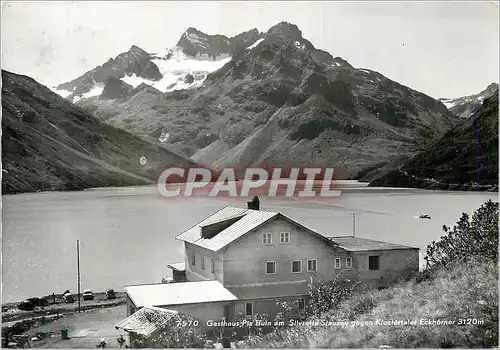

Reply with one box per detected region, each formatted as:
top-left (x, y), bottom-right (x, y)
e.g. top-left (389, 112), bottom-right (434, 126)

top-left (56, 22), bottom-right (458, 177)
top-left (2, 69), bottom-right (195, 194)
top-left (176, 27), bottom-right (264, 58)
top-left (369, 89), bottom-right (499, 190)
top-left (439, 82), bottom-right (498, 119)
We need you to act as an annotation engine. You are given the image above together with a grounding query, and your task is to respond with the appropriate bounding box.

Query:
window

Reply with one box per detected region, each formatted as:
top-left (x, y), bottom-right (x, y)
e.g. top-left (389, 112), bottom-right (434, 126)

top-left (211, 259), bottom-right (215, 273)
top-left (307, 259), bottom-right (317, 272)
top-left (245, 302), bottom-right (253, 316)
top-left (191, 251), bottom-right (196, 266)
top-left (297, 298), bottom-right (305, 310)
top-left (346, 257), bottom-right (352, 268)
top-left (280, 232), bottom-right (290, 244)
top-left (291, 260), bottom-right (302, 273)
top-left (201, 256), bottom-right (205, 270)
top-left (266, 261), bottom-right (276, 274)
top-left (334, 257), bottom-right (341, 269)
top-left (262, 233), bottom-right (272, 245)
top-left (369, 256), bottom-right (380, 270)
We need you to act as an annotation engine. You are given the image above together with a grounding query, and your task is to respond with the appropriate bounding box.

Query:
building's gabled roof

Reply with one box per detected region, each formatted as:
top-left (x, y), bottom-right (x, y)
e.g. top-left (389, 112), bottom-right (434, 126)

top-left (327, 236), bottom-right (418, 251)
top-left (125, 281), bottom-right (238, 308)
top-left (115, 306), bottom-right (179, 336)
top-left (175, 206), bottom-right (338, 252)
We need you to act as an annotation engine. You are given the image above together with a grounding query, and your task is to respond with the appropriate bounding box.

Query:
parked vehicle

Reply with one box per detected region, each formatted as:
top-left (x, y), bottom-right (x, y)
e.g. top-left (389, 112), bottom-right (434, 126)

top-left (106, 289), bottom-right (116, 300)
top-left (18, 297), bottom-right (49, 311)
top-left (82, 289), bottom-right (94, 301)
top-left (18, 300), bottom-right (35, 311)
top-left (63, 292), bottom-right (74, 303)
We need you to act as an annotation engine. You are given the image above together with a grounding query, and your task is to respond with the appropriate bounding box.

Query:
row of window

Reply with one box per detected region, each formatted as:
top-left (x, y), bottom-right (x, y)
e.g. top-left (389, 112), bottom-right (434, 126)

top-left (262, 232), bottom-right (290, 244)
top-left (243, 299), bottom-right (305, 316)
top-left (265, 257), bottom-right (354, 274)
top-left (191, 252), bottom-right (376, 274)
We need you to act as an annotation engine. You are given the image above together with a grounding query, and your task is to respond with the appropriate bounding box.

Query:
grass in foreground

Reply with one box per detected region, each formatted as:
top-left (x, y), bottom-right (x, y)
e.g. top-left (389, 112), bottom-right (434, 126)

top-left (242, 258), bottom-right (498, 348)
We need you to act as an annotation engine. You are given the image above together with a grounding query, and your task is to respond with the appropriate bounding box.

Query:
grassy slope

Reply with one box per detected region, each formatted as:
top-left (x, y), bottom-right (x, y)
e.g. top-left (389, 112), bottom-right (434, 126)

top-left (243, 259), bottom-right (498, 348)
top-left (1, 70), bottom-right (196, 194)
top-left (368, 91), bottom-right (498, 190)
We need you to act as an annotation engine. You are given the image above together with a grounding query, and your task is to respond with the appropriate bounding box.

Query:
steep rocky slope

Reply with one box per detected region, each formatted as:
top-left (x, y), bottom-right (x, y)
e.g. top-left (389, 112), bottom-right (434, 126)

top-left (439, 83), bottom-right (498, 119)
top-left (55, 45), bottom-right (162, 102)
top-left (369, 90), bottom-right (498, 190)
top-left (1, 70), bottom-right (195, 194)
top-left (63, 22), bottom-right (457, 177)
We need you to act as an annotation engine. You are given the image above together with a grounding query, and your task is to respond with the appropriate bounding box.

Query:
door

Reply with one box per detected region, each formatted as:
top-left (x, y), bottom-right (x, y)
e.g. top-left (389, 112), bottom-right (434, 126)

top-left (224, 303), bottom-right (234, 322)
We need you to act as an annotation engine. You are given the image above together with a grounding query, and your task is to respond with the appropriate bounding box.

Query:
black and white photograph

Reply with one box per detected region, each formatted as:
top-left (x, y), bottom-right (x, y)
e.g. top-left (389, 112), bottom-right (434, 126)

top-left (1, 1), bottom-right (499, 348)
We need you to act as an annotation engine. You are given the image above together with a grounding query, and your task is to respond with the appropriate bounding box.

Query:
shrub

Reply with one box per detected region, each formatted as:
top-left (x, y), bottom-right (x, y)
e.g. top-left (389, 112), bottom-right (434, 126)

top-left (308, 273), bottom-right (362, 317)
top-left (424, 200), bottom-right (498, 272)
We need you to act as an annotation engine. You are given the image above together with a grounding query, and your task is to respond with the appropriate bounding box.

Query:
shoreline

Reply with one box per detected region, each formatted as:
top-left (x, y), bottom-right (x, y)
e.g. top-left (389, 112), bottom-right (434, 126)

top-left (1, 292), bottom-right (126, 326)
top-left (3, 181), bottom-right (498, 197)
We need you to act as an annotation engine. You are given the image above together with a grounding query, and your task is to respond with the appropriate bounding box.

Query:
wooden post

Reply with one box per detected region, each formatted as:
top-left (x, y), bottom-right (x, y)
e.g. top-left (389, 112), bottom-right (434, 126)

top-left (77, 239), bottom-right (81, 313)
top-left (352, 213), bottom-right (356, 237)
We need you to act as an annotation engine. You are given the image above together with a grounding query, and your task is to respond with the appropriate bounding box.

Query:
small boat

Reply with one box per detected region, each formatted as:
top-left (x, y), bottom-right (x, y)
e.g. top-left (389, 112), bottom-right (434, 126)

top-left (419, 214), bottom-right (431, 219)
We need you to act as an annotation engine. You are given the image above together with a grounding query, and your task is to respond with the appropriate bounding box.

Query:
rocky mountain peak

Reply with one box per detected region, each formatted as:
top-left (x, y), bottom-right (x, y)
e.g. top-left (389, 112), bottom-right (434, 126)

top-left (185, 27), bottom-right (200, 34)
top-left (129, 45), bottom-right (148, 54)
top-left (484, 82), bottom-right (499, 95)
top-left (259, 22), bottom-right (315, 53)
top-left (266, 22), bottom-right (303, 41)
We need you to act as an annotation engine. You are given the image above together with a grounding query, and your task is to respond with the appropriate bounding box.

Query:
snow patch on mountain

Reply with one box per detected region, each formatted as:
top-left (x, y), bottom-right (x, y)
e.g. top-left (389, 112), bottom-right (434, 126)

top-left (121, 74), bottom-right (151, 89)
top-left (440, 94), bottom-right (488, 109)
top-left (247, 38), bottom-right (264, 50)
top-left (439, 98), bottom-right (458, 109)
top-left (117, 46), bottom-right (231, 93)
top-left (73, 85), bottom-right (104, 102)
top-left (439, 83), bottom-right (498, 118)
top-left (52, 88), bottom-right (73, 98)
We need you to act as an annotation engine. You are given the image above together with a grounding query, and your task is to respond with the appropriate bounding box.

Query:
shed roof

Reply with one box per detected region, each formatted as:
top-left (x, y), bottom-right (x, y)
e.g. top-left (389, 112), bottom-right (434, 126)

top-left (115, 306), bottom-right (179, 336)
top-left (175, 206), bottom-right (338, 252)
top-left (125, 281), bottom-right (238, 308)
top-left (328, 236), bottom-right (418, 251)
top-left (226, 281), bottom-right (309, 300)
top-left (167, 262), bottom-right (185, 272)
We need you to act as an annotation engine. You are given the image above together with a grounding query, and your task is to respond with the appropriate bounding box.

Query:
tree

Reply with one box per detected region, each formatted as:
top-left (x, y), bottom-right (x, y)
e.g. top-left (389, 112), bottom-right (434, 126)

top-left (424, 200), bottom-right (498, 271)
top-left (117, 335), bottom-right (125, 348)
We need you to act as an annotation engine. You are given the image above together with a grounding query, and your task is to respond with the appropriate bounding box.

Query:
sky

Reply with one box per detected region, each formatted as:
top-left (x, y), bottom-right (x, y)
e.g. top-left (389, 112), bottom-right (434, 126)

top-left (1, 1), bottom-right (499, 99)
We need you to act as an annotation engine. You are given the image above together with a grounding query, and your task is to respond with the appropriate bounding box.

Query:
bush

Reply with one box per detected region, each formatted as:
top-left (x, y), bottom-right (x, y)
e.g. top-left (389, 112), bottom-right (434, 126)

top-left (308, 274), bottom-right (362, 317)
top-left (424, 200), bottom-right (498, 272)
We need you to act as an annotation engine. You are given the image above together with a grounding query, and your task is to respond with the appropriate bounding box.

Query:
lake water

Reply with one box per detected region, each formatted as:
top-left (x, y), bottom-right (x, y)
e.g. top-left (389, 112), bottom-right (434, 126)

top-left (2, 186), bottom-right (497, 303)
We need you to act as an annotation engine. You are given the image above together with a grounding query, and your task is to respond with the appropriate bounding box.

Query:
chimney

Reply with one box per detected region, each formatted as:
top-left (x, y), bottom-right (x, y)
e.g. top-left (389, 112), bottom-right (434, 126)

top-left (247, 196), bottom-right (260, 210)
